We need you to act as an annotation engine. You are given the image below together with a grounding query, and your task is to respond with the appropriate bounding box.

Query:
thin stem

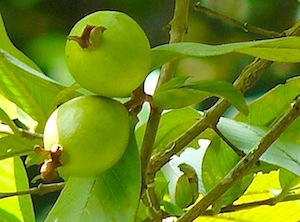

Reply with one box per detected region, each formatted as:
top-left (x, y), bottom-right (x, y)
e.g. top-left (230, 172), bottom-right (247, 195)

top-left (203, 193), bottom-right (300, 215)
top-left (155, 0), bottom-right (189, 89)
top-left (141, 108), bottom-right (162, 185)
top-left (20, 129), bottom-right (43, 140)
top-left (0, 182), bottom-right (65, 199)
top-left (0, 124), bottom-right (43, 140)
top-left (213, 125), bottom-right (245, 157)
top-left (178, 95), bottom-right (300, 221)
top-left (194, 2), bottom-right (281, 37)
top-left (140, 0), bottom-right (190, 219)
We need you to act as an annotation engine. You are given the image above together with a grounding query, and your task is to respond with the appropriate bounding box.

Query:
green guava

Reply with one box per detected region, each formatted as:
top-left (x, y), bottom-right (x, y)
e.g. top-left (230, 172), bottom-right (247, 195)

top-left (43, 95), bottom-right (130, 178)
top-left (65, 11), bottom-right (151, 98)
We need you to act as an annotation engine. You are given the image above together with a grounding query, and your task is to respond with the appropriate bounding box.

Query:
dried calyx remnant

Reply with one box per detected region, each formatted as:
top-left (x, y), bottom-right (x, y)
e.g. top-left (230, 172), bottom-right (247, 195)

top-left (67, 25), bottom-right (107, 49)
top-left (38, 145), bottom-right (63, 182)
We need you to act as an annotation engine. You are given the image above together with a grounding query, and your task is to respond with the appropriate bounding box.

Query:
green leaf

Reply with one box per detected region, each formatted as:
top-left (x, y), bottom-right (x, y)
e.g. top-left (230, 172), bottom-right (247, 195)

top-left (175, 174), bottom-right (194, 208)
top-left (0, 157), bottom-right (35, 222)
top-left (0, 134), bottom-right (39, 161)
top-left (153, 78), bottom-right (248, 114)
top-left (46, 116), bottom-right (141, 222)
top-left (150, 37), bottom-right (300, 70)
top-left (161, 145), bottom-right (207, 206)
top-left (136, 171), bottom-right (169, 220)
top-left (234, 37), bottom-right (300, 63)
top-left (0, 94), bottom-right (18, 120)
top-left (174, 164), bottom-right (198, 208)
top-left (136, 107), bottom-right (202, 152)
top-left (0, 107), bottom-right (20, 134)
top-left (201, 135), bottom-right (253, 208)
top-left (0, 49), bottom-right (65, 128)
top-left (234, 76), bottom-right (300, 151)
top-left (279, 168), bottom-right (300, 189)
top-left (162, 201), bottom-right (184, 216)
top-left (53, 83), bottom-right (82, 107)
top-left (217, 117), bottom-right (300, 176)
top-left (271, 168), bottom-right (300, 204)
top-left (0, 209), bottom-right (21, 222)
top-left (235, 76), bottom-right (300, 126)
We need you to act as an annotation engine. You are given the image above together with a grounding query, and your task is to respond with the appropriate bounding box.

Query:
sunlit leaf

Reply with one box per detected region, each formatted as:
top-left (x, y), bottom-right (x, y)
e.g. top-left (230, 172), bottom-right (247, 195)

top-left (161, 141), bottom-right (210, 207)
top-left (0, 134), bottom-right (39, 161)
top-left (0, 107), bottom-right (20, 134)
top-left (163, 201), bottom-right (184, 216)
top-left (136, 107), bottom-right (202, 152)
top-left (235, 76), bottom-right (300, 150)
top-left (153, 78), bottom-right (248, 114)
top-left (279, 168), bottom-right (300, 190)
top-left (234, 37), bottom-right (300, 63)
top-left (235, 76), bottom-right (300, 126)
top-left (201, 135), bottom-right (253, 208)
top-left (217, 117), bottom-right (300, 176)
top-left (151, 37), bottom-right (300, 70)
top-left (0, 49), bottom-right (65, 129)
top-left (0, 94), bottom-right (18, 120)
top-left (0, 157), bottom-right (35, 222)
top-left (195, 171), bottom-right (300, 222)
top-left (174, 164), bottom-right (198, 208)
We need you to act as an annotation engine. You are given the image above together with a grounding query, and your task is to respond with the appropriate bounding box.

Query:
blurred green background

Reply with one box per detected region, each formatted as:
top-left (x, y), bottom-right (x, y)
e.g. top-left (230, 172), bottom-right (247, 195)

top-left (1, 0), bottom-right (300, 221)
top-left (1, 0), bottom-right (300, 94)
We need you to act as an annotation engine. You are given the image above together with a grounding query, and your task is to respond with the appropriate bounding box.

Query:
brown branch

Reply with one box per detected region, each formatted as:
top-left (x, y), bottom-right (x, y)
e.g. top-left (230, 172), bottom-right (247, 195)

top-left (203, 193), bottom-right (300, 216)
top-left (140, 0), bottom-right (190, 220)
top-left (212, 125), bottom-right (245, 157)
top-left (0, 182), bottom-right (65, 199)
top-left (140, 0), bottom-right (190, 182)
top-left (178, 95), bottom-right (300, 221)
top-left (194, 2), bottom-right (281, 37)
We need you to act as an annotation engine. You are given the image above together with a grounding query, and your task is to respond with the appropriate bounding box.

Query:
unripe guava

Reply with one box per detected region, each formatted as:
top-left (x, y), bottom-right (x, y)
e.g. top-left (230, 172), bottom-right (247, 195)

top-left (43, 95), bottom-right (130, 178)
top-left (65, 11), bottom-right (151, 98)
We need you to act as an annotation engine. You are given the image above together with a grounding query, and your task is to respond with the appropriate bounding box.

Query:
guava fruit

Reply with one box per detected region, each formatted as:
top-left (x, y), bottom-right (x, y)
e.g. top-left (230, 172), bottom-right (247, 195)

top-left (65, 11), bottom-right (151, 98)
top-left (42, 95), bottom-right (130, 178)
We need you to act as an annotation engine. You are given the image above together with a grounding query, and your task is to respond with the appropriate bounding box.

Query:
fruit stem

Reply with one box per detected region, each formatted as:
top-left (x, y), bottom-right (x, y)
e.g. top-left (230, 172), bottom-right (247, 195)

top-left (67, 25), bottom-right (106, 49)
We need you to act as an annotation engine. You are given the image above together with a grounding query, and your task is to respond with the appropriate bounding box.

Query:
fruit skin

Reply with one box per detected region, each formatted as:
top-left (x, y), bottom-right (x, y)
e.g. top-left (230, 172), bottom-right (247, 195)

top-left (65, 11), bottom-right (151, 98)
top-left (43, 95), bottom-right (130, 178)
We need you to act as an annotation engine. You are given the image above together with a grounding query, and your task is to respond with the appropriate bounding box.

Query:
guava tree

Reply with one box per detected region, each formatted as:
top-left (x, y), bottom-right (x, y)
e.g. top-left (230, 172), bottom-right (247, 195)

top-left (1, 1), bottom-right (300, 222)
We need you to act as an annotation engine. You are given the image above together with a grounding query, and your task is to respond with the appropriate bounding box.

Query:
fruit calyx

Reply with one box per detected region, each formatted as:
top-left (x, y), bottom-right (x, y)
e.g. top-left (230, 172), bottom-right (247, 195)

top-left (67, 25), bottom-right (106, 49)
top-left (124, 85), bottom-right (154, 114)
top-left (40, 145), bottom-right (63, 182)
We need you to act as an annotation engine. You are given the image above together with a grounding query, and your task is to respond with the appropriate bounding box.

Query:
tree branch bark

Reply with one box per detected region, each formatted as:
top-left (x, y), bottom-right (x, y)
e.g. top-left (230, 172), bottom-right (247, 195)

top-left (178, 95), bottom-right (300, 221)
top-left (0, 182), bottom-right (64, 199)
top-left (140, 0), bottom-right (190, 220)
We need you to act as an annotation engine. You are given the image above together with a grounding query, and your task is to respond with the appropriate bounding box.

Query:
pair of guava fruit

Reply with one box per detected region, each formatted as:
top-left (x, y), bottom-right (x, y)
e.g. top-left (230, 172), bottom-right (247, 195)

top-left (41, 11), bottom-right (150, 180)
